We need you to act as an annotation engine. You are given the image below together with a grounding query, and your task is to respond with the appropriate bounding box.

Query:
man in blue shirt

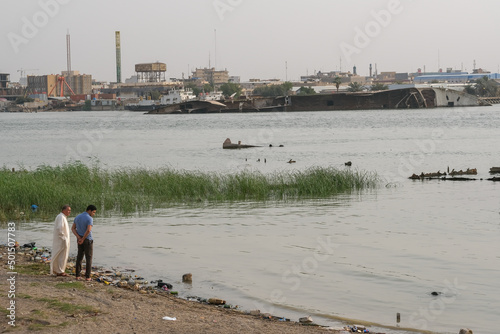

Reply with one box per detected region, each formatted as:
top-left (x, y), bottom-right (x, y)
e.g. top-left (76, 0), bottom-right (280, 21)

top-left (71, 205), bottom-right (97, 281)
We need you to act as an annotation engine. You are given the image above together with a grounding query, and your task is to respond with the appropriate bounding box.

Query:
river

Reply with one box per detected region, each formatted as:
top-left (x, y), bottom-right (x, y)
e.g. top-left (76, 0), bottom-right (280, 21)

top-left (1, 107), bottom-right (499, 333)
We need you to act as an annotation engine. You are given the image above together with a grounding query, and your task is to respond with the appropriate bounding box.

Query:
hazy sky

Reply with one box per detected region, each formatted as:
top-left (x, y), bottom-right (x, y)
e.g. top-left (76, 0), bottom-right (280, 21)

top-left (1, 0), bottom-right (499, 82)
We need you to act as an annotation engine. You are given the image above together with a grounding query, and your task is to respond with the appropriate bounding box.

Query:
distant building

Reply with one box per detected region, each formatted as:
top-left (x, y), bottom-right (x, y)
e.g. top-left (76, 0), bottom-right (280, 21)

top-left (395, 73), bottom-right (409, 82)
top-left (472, 68), bottom-right (490, 74)
top-left (63, 71), bottom-right (92, 95)
top-left (300, 70), bottom-right (368, 85)
top-left (27, 75), bottom-right (58, 97)
top-left (125, 76), bottom-right (139, 84)
top-left (72, 75), bottom-right (92, 95)
top-left (229, 76), bottom-right (240, 83)
top-left (0, 73), bottom-right (10, 88)
top-left (27, 72), bottom-right (92, 97)
top-left (192, 68), bottom-right (229, 84)
top-left (372, 72), bottom-right (410, 84)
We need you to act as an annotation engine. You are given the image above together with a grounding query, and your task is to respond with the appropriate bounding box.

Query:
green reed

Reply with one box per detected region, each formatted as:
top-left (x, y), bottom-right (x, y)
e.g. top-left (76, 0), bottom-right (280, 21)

top-left (0, 162), bottom-right (379, 221)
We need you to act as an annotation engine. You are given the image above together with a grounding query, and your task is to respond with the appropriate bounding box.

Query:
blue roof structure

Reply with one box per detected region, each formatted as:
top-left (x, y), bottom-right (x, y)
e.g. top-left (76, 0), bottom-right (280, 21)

top-left (414, 73), bottom-right (500, 83)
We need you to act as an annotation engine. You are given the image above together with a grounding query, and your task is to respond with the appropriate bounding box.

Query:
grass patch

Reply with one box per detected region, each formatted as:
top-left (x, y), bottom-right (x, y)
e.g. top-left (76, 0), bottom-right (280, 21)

top-left (0, 162), bottom-right (380, 221)
top-left (18, 293), bottom-right (33, 299)
top-left (15, 263), bottom-right (50, 276)
top-left (55, 281), bottom-right (87, 290)
top-left (37, 297), bottom-right (99, 315)
top-left (28, 320), bottom-right (69, 331)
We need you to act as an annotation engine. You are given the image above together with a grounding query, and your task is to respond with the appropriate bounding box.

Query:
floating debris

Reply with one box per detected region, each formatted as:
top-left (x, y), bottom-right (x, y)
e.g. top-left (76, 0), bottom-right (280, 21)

top-left (489, 167), bottom-right (500, 174)
top-left (449, 168), bottom-right (477, 176)
top-left (208, 298), bottom-right (226, 305)
top-left (298, 316), bottom-right (313, 323)
top-left (409, 167), bottom-right (478, 180)
top-left (182, 273), bottom-right (192, 283)
top-left (223, 138), bottom-right (260, 149)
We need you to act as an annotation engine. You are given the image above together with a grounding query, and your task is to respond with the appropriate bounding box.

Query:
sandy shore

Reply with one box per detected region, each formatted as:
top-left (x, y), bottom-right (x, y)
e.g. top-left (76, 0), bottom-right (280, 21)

top-left (0, 245), bottom-right (385, 334)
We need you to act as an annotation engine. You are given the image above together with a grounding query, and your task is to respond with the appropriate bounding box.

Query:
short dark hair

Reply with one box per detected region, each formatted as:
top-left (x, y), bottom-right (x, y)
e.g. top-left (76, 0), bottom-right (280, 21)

top-left (86, 205), bottom-right (97, 212)
top-left (61, 204), bottom-right (70, 211)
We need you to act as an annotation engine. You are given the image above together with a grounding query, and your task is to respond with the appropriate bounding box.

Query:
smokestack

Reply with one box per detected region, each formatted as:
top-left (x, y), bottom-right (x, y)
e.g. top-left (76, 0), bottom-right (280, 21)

top-left (369, 64), bottom-right (372, 77)
top-left (66, 29), bottom-right (71, 75)
top-left (115, 31), bottom-right (122, 83)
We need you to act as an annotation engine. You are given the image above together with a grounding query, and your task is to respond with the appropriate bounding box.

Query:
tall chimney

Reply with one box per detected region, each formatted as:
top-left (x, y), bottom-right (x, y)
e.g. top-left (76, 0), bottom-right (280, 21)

top-left (66, 29), bottom-right (71, 75)
top-left (115, 31), bottom-right (122, 83)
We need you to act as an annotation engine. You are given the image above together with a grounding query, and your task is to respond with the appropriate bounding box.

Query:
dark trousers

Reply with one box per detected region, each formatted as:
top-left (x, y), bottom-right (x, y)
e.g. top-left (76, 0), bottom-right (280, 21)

top-left (76, 239), bottom-right (93, 278)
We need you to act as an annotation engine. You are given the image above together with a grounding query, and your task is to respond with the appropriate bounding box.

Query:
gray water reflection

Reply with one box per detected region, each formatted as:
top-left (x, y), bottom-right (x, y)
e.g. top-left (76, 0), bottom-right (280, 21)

top-left (6, 184), bottom-right (500, 334)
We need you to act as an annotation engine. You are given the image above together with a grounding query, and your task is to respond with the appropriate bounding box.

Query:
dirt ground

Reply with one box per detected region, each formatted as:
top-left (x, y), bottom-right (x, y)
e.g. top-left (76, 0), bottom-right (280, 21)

top-left (0, 246), bottom-right (351, 334)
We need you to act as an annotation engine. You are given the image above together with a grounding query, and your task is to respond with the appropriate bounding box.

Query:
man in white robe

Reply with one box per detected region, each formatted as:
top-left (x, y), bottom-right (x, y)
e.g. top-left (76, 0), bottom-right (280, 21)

top-left (50, 205), bottom-right (71, 276)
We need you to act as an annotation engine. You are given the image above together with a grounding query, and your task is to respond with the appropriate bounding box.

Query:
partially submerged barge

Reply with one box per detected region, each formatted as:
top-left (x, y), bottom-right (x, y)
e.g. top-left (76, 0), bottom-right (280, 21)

top-left (145, 87), bottom-right (489, 115)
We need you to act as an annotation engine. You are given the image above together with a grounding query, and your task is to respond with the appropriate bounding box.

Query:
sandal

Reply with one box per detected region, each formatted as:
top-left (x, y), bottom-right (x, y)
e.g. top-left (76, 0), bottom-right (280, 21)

top-left (85, 278), bottom-right (92, 281)
top-left (56, 273), bottom-right (69, 277)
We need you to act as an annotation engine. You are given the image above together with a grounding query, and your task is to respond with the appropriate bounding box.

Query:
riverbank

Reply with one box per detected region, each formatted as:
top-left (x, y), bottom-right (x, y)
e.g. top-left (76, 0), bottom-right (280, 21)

top-left (0, 245), bottom-right (374, 334)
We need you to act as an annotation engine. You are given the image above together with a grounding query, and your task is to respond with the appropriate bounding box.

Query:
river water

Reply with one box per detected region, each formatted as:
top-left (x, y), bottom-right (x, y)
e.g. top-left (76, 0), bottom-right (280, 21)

top-left (1, 107), bottom-right (499, 333)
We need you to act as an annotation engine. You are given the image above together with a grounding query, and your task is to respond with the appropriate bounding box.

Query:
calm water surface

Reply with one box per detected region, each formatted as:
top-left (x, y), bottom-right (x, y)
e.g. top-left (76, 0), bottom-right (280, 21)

top-left (1, 107), bottom-right (499, 333)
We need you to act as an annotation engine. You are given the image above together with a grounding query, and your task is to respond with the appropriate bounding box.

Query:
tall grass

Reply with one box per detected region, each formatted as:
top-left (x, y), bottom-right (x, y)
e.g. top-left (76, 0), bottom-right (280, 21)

top-left (0, 162), bottom-right (379, 221)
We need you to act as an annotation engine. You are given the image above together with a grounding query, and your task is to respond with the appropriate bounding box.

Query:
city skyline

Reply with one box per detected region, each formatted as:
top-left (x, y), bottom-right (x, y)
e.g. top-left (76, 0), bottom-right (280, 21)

top-left (1, 0), bottom-right (500, 83)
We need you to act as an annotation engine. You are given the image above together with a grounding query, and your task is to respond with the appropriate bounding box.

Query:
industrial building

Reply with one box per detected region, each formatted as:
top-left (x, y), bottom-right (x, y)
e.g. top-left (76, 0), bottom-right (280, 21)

top-left (62, 71), bottom-right (92, 95)
top-left (27, 75), bottom-right (58, 97)
top-left (414, 72), bottom-right (500, 84)
top-left (0, 73), bottom-right (10, 88)
top-left (27, 72), bottom-right (92, 97)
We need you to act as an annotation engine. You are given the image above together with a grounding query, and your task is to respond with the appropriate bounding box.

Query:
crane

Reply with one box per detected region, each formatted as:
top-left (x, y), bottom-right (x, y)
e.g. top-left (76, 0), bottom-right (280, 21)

top-left (47, 76), bottom-right (75, 97)
top-left (17, 68), bottom-right (39, 78)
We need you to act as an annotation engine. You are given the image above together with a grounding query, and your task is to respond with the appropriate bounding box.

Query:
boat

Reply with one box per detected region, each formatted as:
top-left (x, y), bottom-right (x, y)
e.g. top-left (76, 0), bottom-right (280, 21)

top-left (124, 98), bottom-right (159, 111)
top-left (159, 89), bottom-right (197, 105)
top-left (125, 89), bottom-right (197, 111)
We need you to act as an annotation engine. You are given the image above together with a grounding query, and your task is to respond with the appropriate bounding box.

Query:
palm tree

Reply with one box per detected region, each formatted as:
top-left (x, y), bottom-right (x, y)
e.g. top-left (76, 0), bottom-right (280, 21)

top-left (333, 76), bottom-right (342, 93)
top-left (474, 76), bottom-right (499, 97)
top-left (347, 82), bottom-right (365, 92)
top-left (370, 83), bottom-right (389, 91)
